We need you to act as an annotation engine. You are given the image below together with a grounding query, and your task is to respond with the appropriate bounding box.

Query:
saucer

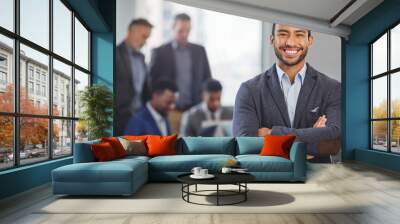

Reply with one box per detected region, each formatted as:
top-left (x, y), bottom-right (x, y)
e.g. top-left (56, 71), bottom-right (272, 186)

top-left (190, 174), bottom-right (215, 179)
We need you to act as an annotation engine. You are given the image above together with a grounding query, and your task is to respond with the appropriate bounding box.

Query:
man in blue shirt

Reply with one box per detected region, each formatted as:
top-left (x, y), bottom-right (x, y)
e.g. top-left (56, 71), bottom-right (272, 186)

top-left (233, 24), bottom-right (341, 161)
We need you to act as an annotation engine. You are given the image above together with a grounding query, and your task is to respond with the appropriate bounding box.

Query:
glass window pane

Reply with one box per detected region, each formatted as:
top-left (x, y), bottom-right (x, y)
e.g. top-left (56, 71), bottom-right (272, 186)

top-left (74, 69), bottom-right (89, 118)
top-left (20, 0), bottom-right (49, 49)
top-left (53, 0), bottom-right (72, 60)
top-left (74, 18), bottom-right (89, 70)
top-left (0, 0), bottom-right (14, 31)
top-left (372, 77), bottom-right (387, 119)
top-left (0, 116), bottom-right (14, 170)
top-left (75, 120), bottom-right (88, 143)
top-left (53, 119), bottom-right (72, 157)
top-left (391, 72), bottom-right (400, 118)
top-left (0, 35), bottom-right (14, 112)
top-left (53, 59), bottom-right (72, 117)
top-left (20, 44), bottom-right (49, 115)
top-left (391, 120), bottom-right (400, 153)
top-left (372, 121), bottom-right (388, 151)
top-left (391, 24), bottom-right (400, 70)
top-left (20, 117), bottom-right (49, 165)
top-left (372, 33), bottom-right (387, 76)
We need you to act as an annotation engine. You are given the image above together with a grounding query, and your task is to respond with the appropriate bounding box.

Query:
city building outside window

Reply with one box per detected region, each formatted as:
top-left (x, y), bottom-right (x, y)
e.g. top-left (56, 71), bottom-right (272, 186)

top-left (0, 0), bottom-right (91, 170)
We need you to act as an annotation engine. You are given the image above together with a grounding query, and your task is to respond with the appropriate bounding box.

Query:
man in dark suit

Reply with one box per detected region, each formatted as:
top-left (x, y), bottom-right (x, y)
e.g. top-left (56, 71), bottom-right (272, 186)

top-left (149, 13), bottom-right (212, 134)
top-left (233, 24), bottom-right (341, 161)
top-left (124, 80), bottom-right (177, 136)
top-left (115, 18), bottom-right (153, 135)
top-left (181, 79), bottom-right (233, 136)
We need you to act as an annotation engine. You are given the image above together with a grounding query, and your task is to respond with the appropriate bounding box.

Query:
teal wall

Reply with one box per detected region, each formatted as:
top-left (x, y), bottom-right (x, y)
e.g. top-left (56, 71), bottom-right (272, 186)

top-left (344, 0), bottom-right (400, 171)
top-left (0, 0), bottom-right (115, 200)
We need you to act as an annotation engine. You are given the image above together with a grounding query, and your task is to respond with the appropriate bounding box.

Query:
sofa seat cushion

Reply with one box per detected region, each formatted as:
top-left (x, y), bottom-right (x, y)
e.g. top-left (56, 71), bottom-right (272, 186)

top-left (149, 154), bottom-right (235, 172)
top-left (236, 155), bottom-right (293, 172)
top-left (53, 159), bottom-right (147, 183)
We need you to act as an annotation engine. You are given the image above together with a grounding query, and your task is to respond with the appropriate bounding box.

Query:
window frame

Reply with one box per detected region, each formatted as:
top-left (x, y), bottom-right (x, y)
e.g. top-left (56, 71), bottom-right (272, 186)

top-left (370, 20), bottom-right (400, 154)
top-left (0, 0), bottom-right (92, 171)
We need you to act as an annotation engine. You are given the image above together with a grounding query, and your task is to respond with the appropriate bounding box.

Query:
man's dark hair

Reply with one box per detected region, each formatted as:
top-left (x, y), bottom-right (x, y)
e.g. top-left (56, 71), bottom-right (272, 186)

top-left (203, 78), bottom-right (222, 93)
top-left (151, 80), bottom-right (177, 96)
top-left (174, 13), bottom-right (191, 22)
top-left (129, 18), bottom-right (153, 29)
top-left (271, 23), bottom-right (311, 37)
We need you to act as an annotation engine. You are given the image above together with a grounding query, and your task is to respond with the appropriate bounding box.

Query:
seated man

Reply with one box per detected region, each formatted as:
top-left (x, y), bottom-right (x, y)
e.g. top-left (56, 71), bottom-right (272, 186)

top-left (180, 78), bottom-right (233, 137)
top-left (124, 80), bottom-right (177, 135)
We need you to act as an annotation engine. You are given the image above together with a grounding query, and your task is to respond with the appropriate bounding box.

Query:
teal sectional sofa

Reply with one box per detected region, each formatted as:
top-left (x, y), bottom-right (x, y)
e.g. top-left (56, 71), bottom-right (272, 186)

top-left (52, 137), bottom-right (306, 196)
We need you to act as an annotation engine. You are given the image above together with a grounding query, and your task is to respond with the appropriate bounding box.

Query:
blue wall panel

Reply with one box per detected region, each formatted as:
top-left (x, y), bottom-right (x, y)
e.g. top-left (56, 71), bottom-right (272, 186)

top-left (344, 0), bottom-right (400, 171)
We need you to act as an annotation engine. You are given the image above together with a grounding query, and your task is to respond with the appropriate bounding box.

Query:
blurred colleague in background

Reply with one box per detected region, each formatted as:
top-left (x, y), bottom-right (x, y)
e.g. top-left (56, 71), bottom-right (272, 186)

top-left (124, 80), bottom-right (177, 136)
top-left (180, 79), bottom-right (233, 137)
top-left (150, 13), bottom-right (212, 134)
top-left (116, 18), bottom-right (153, 135)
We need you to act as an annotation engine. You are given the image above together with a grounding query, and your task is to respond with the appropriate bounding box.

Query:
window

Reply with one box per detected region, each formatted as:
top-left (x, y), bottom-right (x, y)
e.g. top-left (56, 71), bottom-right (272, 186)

top-left (28, 81), bottom-right (34, 94)
top-left (20, 0), bottom-right (49, 49)
top-left (0, 0), bottom-right (91, 170)
top-left (0, 0), bottom-right (14, 32)
top-left (371, 23), bottom-right (400, 153)
top-left (74, 18), bottom-right (89, 70)
top-left (0, 35), bottom-right (13, 113)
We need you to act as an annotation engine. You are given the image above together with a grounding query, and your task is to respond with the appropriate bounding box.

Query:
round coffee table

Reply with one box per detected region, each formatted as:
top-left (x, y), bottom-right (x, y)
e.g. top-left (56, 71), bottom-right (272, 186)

top-left (177, 172), bottom-right (255, 206)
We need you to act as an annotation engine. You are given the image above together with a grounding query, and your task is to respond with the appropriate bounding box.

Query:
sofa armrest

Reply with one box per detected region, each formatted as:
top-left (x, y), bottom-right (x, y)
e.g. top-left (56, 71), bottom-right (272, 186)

top-left (73, 141), bottom-right (98, 163)
top-left (289, 141), bottom-right (307, 181)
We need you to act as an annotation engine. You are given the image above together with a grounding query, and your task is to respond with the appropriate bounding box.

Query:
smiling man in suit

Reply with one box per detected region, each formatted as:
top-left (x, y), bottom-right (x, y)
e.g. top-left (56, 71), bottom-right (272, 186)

top-left (233, 23), bottom-right (341, 161)
top-left (115, 18), bottom-right (153, 135)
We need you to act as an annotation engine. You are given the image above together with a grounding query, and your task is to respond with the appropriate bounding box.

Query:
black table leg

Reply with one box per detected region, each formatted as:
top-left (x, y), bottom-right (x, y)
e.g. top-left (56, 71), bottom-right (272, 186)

top-left (217, 184), bottom-right (219, 206)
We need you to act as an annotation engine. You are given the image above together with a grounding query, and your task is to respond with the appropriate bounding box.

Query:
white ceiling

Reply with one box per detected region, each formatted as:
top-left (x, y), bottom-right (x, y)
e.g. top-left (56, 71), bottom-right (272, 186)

top-left (168, 0), bottom-right (384, 38)
top-left (225, 0), bottom-right (352, 22)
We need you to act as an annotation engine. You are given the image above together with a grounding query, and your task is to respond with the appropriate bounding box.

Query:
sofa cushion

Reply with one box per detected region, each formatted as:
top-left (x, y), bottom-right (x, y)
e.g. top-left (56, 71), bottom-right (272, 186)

top-left (147, 135), bottom-right (177, 157)
top-left (259, 135), bottom-right (296, 159)
top-left (101, 137), bottom-right (127, 158)
top-left (236, 155), bottom-right (293, 172)
top-left (53, 158), bottom-right (147, 183)
top-left (91, 142), bottom-right (118, 161)
top-left (148, 154), bottom-right (235, 172)
top-left (236, 137), bottom-right (263, 155)
top-left (178, 137), bottom-right (235, 155)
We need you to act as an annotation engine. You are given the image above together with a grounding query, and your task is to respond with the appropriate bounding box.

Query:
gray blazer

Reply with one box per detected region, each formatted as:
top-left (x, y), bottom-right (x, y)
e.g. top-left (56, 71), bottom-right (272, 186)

top-left (115, 42), bottom-right (150, 135)
top-left (181, 104), bottom-right (233, 137)
top-left (233, 63), bottom-right (341, 149)
top-left (149, 42), bottom-right (212, 110)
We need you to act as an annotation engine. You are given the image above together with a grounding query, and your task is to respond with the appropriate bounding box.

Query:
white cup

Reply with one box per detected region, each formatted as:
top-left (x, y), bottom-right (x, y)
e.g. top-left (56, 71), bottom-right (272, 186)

top-left (200, 169), bottom-right (208, 176)
top-left (221, 167), bottom-right (232, 174)
top-left (191, 167), bottom-right (202, 176)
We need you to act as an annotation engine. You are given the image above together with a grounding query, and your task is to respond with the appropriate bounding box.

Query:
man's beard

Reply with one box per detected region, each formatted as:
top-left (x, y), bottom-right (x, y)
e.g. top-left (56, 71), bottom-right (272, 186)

top-left (274, 46), bottom-right (308, 66)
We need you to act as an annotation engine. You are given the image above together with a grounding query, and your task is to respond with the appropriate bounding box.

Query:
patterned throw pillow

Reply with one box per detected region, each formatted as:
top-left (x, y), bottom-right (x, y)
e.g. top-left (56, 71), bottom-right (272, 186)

top-left (119, 137), bottom-right (147, 156)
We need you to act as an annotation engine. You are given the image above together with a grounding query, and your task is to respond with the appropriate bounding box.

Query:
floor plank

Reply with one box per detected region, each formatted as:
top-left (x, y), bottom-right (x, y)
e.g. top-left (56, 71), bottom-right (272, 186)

top-left (1, 162), bottom-right (400, 224)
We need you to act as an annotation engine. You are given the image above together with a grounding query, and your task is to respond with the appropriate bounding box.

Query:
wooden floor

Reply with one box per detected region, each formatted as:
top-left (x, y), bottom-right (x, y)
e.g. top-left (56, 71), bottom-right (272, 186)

top-left (1, 162), bottom-right (400, 224)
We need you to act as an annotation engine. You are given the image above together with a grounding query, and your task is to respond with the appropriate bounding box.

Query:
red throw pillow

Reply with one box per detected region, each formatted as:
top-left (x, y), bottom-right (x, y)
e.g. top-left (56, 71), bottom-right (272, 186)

top-left (101, 137), bottom-right (126, 158)
top-left (146, 135), bottom-right (177, 157)
top-left (259, 135), bottom-right (296, 159)
top-left (91, 142), bottom-right (118, 161)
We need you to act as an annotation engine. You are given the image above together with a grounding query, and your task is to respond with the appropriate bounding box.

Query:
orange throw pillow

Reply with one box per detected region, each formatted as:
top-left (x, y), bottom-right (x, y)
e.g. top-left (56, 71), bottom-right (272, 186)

top-left (91, 142), bottom-right (118, 161)
top-left (146, 135), bottom-right (177, 157)
top-left (101, 137), bottom-right (126, 158)
top-left (124, 135), bottom-right (148, 142)
top-left (259, 135), bottom-right (296, 159)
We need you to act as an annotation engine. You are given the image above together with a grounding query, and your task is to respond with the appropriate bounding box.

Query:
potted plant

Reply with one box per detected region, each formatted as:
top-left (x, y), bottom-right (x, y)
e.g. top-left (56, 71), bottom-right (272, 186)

top-left (79, 84), bottom-right (113, 140)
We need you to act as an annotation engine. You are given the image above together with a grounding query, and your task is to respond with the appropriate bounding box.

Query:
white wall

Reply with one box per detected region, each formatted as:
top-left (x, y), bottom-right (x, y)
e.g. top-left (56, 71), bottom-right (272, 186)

top-left (262, 23), bottom-right (342, 82)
